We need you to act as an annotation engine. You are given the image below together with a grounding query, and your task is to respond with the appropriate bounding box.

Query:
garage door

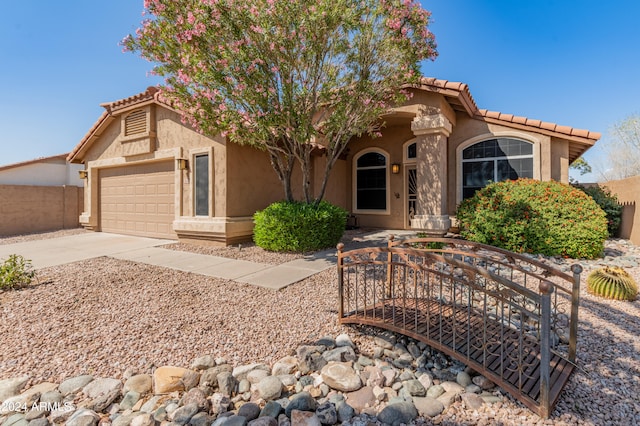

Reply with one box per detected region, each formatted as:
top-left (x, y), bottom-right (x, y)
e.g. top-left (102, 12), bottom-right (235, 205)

top-left (100, 161), bottom-right (176, 239)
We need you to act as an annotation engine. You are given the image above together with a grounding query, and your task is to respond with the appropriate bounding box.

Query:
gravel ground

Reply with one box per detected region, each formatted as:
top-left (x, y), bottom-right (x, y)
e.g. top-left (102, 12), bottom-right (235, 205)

top-left (0, 233), bottom-right (638, 425)
top-left (0, 228), bottom-right (86, 246)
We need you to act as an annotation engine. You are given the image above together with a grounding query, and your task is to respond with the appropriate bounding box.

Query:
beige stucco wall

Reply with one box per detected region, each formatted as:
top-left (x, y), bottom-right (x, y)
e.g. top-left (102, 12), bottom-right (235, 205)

top-left (600, 176), bottom-right (640, 244)
top-left (0, 185), bottom-right (83, 236)
top-left (346, 124), bottom-right (415, 229)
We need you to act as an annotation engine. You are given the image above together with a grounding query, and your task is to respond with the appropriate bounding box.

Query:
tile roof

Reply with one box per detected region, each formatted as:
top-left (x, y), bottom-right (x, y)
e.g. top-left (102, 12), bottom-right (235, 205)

top-left (69, 79), bottom-right (600, 163)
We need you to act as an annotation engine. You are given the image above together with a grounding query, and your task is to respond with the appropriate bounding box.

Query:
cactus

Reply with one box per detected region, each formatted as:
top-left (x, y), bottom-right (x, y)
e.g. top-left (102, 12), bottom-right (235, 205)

top-left (587, 267), bottom-right (638, 301)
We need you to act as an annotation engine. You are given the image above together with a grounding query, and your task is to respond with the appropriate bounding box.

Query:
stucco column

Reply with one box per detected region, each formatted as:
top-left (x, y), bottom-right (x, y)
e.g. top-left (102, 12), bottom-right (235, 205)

top-left (410, 113), bottom-right (452, 236)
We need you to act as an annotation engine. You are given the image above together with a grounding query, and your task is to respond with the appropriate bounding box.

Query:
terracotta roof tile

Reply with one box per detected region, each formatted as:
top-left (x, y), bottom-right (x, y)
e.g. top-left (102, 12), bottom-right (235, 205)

top-left (101, 86), bottom-right (160, 113)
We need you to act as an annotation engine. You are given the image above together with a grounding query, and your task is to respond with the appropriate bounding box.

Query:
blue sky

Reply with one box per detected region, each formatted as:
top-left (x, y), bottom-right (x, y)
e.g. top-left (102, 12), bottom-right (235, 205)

top-left (1, 0), bottom-right (638, 181)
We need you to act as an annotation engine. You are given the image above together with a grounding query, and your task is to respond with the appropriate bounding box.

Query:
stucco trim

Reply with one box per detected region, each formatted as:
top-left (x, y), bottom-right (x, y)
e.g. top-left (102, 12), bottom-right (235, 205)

top-left (352, 147), bottom-right (391, 216)
top-left (455, 132), bottom-right (542, 206)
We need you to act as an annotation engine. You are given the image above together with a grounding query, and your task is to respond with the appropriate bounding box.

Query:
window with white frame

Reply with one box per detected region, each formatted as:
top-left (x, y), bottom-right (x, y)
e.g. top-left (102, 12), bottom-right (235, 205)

top-left (461, 138), bottom-right (534, 199)
top-left (194, 154), bottom-right (209, 216)
top-left (355, 151), bottom-right (387, 211)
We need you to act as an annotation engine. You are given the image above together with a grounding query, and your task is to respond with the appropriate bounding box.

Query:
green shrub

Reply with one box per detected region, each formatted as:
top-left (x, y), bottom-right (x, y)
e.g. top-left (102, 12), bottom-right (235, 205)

top-left (0, 254), bottom-right (36, 290)
top-left (574, 184), bottom-right (622, 237)
top-left (456, 178), bottom-right (608, 259)
top-left (253, 200), bottom-right (348, 252)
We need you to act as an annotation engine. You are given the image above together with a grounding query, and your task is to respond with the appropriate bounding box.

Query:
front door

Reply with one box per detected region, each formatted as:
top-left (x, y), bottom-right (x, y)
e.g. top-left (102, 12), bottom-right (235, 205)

top-left (406, 166), bottom-right (417, 229)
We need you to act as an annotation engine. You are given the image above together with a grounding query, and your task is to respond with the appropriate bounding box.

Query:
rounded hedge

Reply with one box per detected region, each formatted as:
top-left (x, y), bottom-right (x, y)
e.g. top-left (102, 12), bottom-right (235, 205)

top-left (253, 200), bottom-right (348, 252)
top-left (456, 178), bottom-right (608, 259)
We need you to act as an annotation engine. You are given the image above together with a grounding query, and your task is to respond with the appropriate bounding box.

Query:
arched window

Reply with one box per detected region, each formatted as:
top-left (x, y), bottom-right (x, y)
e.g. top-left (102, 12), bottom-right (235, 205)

top-left (406, 142), bottom-right (417, 161)
top-left (462, 138), bottom-right (534, 199)
top-left (355, 150), bottom-right (388, 211)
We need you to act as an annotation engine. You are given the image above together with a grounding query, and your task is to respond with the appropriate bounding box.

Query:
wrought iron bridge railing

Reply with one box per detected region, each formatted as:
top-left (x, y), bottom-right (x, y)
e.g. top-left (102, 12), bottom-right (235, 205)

top-left (337, 236), bottom-right (582, 418)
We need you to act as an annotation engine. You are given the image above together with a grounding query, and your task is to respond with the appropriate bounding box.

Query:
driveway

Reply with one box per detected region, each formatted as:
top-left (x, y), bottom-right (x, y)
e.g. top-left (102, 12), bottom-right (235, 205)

top-left (0, 233), bottom-right (173, 269)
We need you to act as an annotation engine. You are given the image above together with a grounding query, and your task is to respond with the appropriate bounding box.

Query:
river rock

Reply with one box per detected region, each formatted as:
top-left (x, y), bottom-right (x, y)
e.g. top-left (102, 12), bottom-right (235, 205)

top-left (335, 333), bottom-right (355, 348)
top-left (472, 375), bottom-right (495, 390)
top-left (191, 355), bottom-right (216, 371)
top-left (171, 402), bottom-right (199, 425)
top-left (259, 400), bottom-right (283, 418)
top-left (238, 402), bottom-right (260, 421)
top-left (291, 410), bottom-right (322, 426)
top-left (257, 376), bottom-right (283, 401)
top-left (181, 387), bottom-right (209, 411)
top-left (0, 377), bottom-right (29, 402)
top-left (232, 363), bottom-right (270, 381)
top-left (456, 371), bottom-right (473, 387)
top-left (217, 371), bottom-right (237, 396)
top-left (123, 374), bottom-right (152, 395)
top-left (320, 362), bottom-right (361, 392)
top-left (271, 356), bottom-right (298, 377)
top-left (322, 346), bottom-right (357, 363)
top-left (66, 408), bottom-right (99, 426)
top-left (403, 379), bottom-right (426, 396)
top-left (284, 392), bottom-right (317, 417)
top-left (461, 392), bottom-right (485, 410)
top-left (376, 401), bottom-right (417, 426)
top-left (153, 366), bottom-right (197, 394)
top-left (345, 386), bottom-right (376, 413)
top-left (413, 396), bottom-right (445, 417)
top-left (315, 401), bottom-right (337, 425)
top-left (249, 416), bottom-right (278, 426)
top-left (130, 412), bottom-right (156, 426)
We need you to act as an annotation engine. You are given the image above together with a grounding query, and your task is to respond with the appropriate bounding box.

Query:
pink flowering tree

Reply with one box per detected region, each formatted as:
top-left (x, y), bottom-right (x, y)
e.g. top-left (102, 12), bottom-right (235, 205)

top-left (124, 0), bottom-right (437, 203)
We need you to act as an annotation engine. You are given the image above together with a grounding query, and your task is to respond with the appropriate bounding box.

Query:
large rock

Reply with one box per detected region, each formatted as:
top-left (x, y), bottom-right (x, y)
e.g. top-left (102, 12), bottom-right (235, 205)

top-left (246, 369), bottom-right (269, 385)
top-left (315, 401), bottom-right (337, 425)
top-left (181, 387), bottom-right (210, 411)
top-left (191, 355), bottom-right (216, 371)
top-left (456, 371), bottom-right (473, 387)
top-left (66, 408), bottom-right (100, 426)
top-left (284, 392), bottom-right (317, 417)
top-left (376, 402), bottom-right (417, 426)
top-left (82, 378), bottom-right (122, 399)
top-left (461, 392), bottom-right (485, 410)
top-left (320, 362), bottom-right (361, 392)
top-left (248, 417), bottom-right (277, 426)
top-left (322, 347), bottom-right (357, 363)
top-left (2, 413), bottom-right (28, 426)
top-left (413, 396), bottom-right (445, 417)
top-left (271, 356), bottom-right (298, 377)
top-left (0, 382), bottom-right (57, 415)
top-left (403, 379), bottom-right (426, 397)
top-left (364, 366), bottom-right (385, 388)
top-left (0, 377), bottom-right (29, 402)
top-left (171, 402), bottom-right (199, 425)
top-left (232, 363), bottom-right (270, 381)
top-left (257, 376), bottom-right (283, 401)
top-left (290, 410), bottom-right (322, 426)
top-left (123, 374), bottom-right (152, 395)
top-left (335, 333), bottom-right (355, 348)
top-left (259, 400), bottom-right (283, 418)
top-left (238, 402), bottom-right (261, 421)
top-left (345, 386), bottom-right (376, 414)
top-left (58, 375), bottom-right (94, 396)
top-left (153, 366), bottom-right (199, 394)
top-left (296, 346), bottom-right (328, 375)
top-left (440, 381), bottom-right (465, 394)
top-left (130, 413), bottom-right (156, 426)
top-left (217, 371), bottom-right (237, 396)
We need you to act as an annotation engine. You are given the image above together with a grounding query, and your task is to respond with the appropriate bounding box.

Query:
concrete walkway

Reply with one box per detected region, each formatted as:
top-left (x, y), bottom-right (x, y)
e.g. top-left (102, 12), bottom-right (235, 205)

top-left (0, 230), bottom-right (415, 290)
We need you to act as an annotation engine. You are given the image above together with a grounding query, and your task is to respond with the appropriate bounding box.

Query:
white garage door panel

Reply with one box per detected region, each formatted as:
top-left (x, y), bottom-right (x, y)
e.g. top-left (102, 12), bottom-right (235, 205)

top-left (100, 162), bottom-right (176, 239)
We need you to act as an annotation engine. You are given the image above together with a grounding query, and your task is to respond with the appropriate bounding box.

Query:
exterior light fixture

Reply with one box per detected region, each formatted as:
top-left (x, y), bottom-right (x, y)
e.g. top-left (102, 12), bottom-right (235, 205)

top-left (78, 170), bottom-right (88, 179)
top-left (176, 158), bottom-right (188, 170)
top-left (391, 163), bottom-right (401, 174)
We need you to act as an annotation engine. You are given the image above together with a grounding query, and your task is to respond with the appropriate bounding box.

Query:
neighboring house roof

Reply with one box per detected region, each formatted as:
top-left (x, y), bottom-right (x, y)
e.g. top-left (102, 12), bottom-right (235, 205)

top-left (0, 153), bottom-right (69, 172)
top-left (69, 79), bottom-right (600, 164)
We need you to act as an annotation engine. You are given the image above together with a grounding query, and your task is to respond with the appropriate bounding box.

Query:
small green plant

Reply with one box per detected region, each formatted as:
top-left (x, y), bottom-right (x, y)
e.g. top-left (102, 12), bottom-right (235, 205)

top-left (587, 266), bottom-right (638, 301)
top-left (574, 184), bottom-right (622, 237)
top-left (413, 233), bottom-right (446, 250)
top-left (0, 254), bottom-right (36, 290)
top-left (254, 200), bottom-right (348, 252)
top-left (456, 179), bottom-right (608, 259)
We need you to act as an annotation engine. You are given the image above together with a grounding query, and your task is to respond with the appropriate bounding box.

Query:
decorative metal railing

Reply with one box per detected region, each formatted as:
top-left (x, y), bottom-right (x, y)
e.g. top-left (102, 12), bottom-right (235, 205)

top-left (337, 236), bottom-right (582, 418)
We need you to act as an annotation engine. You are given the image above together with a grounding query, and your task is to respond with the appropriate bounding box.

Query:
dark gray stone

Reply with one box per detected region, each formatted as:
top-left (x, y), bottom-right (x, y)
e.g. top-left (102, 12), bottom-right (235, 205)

top-left (315, 402), bottom-right (337, 425)
top-left (260, 401), bottom-right (284, 418)
top-left (238, 403), bottom-right (261, 421)
top-left (223, 415), bottom-right (248, 426)
top-left (335, 401), bottom-right (355, 423)
top-left (248, 417), bottom-right (277, 426)
top-left (188, 411), bottom-right (212, 426)
top-left (376, 402), bottom-right (417, 426)
top-left (321, 347), bottom-right (357, 363)
top-left (171, 403), bottom-right (199, 425)
top-left (284, 392), bottom-right (317, 417)
top-left (217, 372), bottom-right (237, 396)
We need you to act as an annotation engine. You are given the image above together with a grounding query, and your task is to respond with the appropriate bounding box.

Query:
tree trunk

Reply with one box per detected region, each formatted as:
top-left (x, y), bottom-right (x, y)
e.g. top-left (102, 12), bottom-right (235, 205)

top-left (268, 149), bottom-right (295, 202)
